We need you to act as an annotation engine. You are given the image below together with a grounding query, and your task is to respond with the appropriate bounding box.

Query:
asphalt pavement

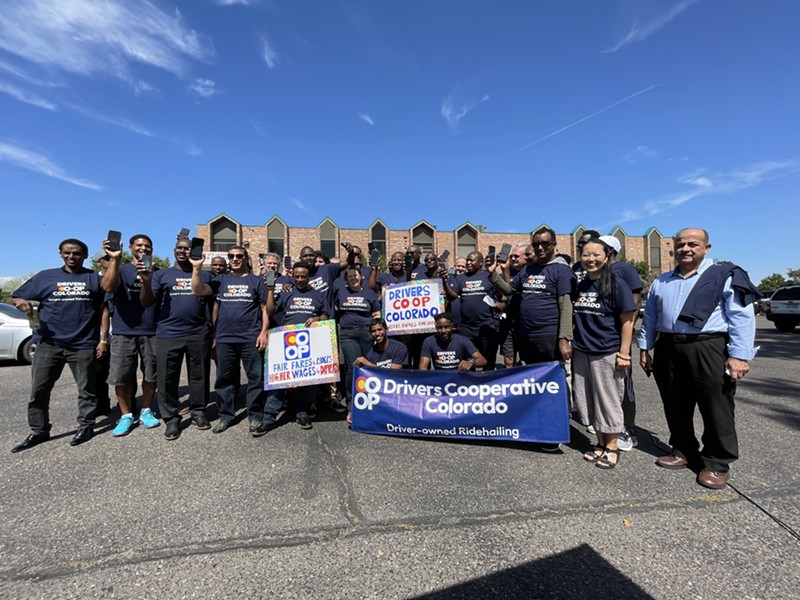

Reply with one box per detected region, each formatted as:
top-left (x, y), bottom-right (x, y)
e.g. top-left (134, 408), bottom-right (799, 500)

top-left (1, 319), bottom-right (798, 599)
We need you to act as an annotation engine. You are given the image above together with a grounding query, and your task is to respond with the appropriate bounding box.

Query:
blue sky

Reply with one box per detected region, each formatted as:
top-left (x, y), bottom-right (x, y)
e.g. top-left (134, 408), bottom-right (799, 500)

top-left (1, 0), bottom-right (798, 284)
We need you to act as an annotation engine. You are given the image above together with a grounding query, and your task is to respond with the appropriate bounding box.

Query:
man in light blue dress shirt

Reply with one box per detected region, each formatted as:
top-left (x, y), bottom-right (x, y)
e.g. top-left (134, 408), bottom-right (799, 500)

top-left (639, 228), bottom-right (757, 490)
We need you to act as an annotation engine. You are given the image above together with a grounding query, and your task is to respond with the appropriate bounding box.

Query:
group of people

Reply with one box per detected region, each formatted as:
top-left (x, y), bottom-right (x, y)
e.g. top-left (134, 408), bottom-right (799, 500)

top-left (9, 226), bottom-right (758, 490)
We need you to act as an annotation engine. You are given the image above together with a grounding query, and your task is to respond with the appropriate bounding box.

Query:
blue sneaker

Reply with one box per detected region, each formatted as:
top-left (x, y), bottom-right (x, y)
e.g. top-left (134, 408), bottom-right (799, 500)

top-left (139, 408), bottom-right (160, 429)
top-left (112, 414), bottom-right (136, 437)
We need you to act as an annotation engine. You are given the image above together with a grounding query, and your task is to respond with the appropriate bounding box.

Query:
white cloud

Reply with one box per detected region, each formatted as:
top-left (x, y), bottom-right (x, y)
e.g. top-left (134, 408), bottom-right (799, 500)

top-left (0, 0), bottom-right (214, 90)
top-left (358, 113), bottom-right (375, 126)
top-left (214, 0), bottom-right (259, 5)
top-left (605, 0), bottom-right (700, 53)
top-left (251, 120), bottom-right (268, 138)
top-left (0, 80), bottom-right (56, 110)
top-left (0, 140), bottom-right (102, 190)
top-left (618, 157), bottom-right (800, 222)
top-left (441, 92), bottom-right (489, 131)
top-left (189, 78), bottom-right (223, 98)
top-left (291, 197), bottom-right (318, 219)
top-left (623, 145), bottom-right (658, 164)
top-left (259, 35), bottom-right (279, 70)
top-left (187, 144), bottom-right (202, 156)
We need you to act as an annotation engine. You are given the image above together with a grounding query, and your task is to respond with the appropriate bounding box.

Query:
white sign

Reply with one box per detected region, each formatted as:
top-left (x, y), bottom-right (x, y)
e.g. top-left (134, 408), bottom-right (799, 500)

top-left (265, 319), bottom-right (340, 390)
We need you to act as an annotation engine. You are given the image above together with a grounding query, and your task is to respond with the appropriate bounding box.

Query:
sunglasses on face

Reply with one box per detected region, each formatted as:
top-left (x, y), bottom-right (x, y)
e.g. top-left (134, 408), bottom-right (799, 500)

top-left (227, 253), bottom-right (245, 259)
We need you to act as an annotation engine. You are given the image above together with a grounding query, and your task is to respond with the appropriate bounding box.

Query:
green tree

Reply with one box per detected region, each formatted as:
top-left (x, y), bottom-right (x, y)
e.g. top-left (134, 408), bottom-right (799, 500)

top-left (758, 273), bottom-right (787, 291)
top-left (0, 274), bottom-right (34, 303)
top-left (787, 268), bottom-right (800, 285)
top-left (621, 258), bottom-right (656, 292)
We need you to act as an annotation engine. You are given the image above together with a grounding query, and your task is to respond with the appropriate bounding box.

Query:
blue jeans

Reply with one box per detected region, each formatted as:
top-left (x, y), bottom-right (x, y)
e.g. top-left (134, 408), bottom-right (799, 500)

top-left (215, 341), bottom-right (265, 423)
top-left (339, 325), bottom-right (373, 402)
top-left (263, 386), bottom-right (316, 423)
top-left (28, 341), bottom-right (97, 434)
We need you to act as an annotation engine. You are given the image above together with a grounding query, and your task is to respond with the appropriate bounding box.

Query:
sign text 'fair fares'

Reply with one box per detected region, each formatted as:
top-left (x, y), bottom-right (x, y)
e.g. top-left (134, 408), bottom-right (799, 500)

top-left (265, 320), bottom-right (340, 390)
top-left (382, 279), bottom-right (444, 335)
top-left (351, 363), bottom-right (570, 444)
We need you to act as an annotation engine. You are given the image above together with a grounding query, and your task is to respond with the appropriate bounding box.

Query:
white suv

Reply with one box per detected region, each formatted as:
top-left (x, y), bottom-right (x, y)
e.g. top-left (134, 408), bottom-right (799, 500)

top-left (765, 286), bottom-right (800, 332)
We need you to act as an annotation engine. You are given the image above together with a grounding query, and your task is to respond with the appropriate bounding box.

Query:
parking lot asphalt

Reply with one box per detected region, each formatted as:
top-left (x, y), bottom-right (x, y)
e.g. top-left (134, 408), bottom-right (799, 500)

top-left (1, 319), bottom-right (798, 599)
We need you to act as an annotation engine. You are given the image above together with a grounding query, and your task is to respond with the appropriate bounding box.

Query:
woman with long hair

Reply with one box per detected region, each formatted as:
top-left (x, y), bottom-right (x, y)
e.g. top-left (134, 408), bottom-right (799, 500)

top-left (573, 239), bottom-right (637, 469)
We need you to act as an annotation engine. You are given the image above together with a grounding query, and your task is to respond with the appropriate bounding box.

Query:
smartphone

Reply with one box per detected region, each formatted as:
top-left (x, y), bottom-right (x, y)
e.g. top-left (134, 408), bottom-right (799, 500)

top-left (106, 229), bottom-right (122, 252)
top-left (283, 255), bottom-right (292, 271)
top-left (497, 243), bottom-right (512, 263)
top-left (178, 228), bottom-right (190, 241)
top-left (369, 248), bottom-right (380, 267)
top-left (368, 242), bottom-right (376, 254)
top-left (189, 237), bottom-right (204, 260)
top-left (486, 245), bottom-right (496, 267)
top-left (141, 254), bottom-right (153, 271)
top-left (438, 249), bottom-right (450, 264)
top-left (265, 269), bottom-right (276, 287)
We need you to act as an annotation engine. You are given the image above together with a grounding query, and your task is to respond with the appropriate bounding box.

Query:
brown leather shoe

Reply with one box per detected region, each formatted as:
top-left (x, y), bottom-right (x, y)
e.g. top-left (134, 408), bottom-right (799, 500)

top-left (656, 454), bottom-right (689, 469)
top-left (697, 469), bottom-right (729, 490)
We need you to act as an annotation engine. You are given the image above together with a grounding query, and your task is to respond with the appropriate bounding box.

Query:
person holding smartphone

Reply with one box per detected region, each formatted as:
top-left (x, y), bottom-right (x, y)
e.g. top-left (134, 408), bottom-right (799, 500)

top-left (140, 238), bottom-right (213, 440)
top-left (190, 246), bottom-right (269, 436)
top-left (100, 234), bottom-right (161, 437)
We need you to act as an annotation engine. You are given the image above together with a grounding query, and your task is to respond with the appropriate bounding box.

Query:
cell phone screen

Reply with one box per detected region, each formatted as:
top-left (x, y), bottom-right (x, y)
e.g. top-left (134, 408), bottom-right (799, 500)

top-left (438, 249), bottom-right (450, 264)
top-left (178, 228), bottom-right (190, 240)
top-left (107, 230), bottom-right (122, 251)
top-left (266, 270), bottom-right (276, 286)
top-left (141, 254), bottom-right (153, 271)
top-left (190, 237), bottom-right (204, 260)
top-left (497, 243), bottom-right (512, 263)
top-left (283, 255), bottom-right (292, 270)
top-left (370, 248), bottom-right (380, 267)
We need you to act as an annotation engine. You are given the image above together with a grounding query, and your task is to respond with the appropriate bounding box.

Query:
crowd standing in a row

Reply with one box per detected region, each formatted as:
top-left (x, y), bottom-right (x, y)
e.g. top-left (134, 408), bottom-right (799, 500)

top-left (10, 227), bottom-right (758, 489)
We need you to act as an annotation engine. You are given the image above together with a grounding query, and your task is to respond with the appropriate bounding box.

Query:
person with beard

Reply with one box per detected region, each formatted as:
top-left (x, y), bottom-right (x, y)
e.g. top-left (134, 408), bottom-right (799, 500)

top-left (419, 313), bottom-right (487, 372)
top-left (140, 238), bottom-right (213, 440)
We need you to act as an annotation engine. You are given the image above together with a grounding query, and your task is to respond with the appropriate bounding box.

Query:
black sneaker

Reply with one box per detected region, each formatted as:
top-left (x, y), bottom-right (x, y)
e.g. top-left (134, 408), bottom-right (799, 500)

top-left (192, 415), bottom-right (211, 430)
top-left (308, 402), bottom-right (317, 420)
top-left (164, 420), bottom-right (181, 440)
top-left (297, 415), bottom-right (313, 430)
top-left (251, 422), bottom-right (276, 438)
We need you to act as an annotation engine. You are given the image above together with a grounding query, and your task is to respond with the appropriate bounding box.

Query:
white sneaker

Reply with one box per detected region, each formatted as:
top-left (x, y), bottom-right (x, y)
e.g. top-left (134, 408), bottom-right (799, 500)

top-left (617, 430), bottom-right (638, 452)
top-left (586, 425), bottom-right (596, 435)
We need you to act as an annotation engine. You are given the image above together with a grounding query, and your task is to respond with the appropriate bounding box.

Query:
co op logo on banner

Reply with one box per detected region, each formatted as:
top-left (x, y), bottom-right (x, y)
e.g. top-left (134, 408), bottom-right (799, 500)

top-left (284, 331), bottom-right (311, 360)
top-left (354, 376), bottom-right (381, 410)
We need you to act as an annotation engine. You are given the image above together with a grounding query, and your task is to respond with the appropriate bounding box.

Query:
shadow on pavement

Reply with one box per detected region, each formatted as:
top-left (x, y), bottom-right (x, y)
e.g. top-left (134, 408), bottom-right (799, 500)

top-left (411, 543), bottom-right (653, 599)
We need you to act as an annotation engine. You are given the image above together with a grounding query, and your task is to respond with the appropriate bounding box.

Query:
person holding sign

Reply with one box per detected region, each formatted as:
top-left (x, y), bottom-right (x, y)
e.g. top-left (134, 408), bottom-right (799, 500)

top-left (335, 267), bottom-right (381, 413)
top-left (573, 239), bottom-right (637, 469)
top-left (419, 313), bottom-right (487, 372)
top-left (266, 263), bottom-right (330, 430)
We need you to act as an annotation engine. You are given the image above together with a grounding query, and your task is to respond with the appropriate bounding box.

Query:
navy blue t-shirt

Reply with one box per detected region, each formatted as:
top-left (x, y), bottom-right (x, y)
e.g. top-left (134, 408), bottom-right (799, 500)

top-left (421, 333), bottom-right (478, 370)
top-left (335, 286), bottom-right (380, 327)
top-left (275, 287), bottom-right (328, 326)
top-left (611, 261), bottom-right (644, 294)
top-left (151, 267), bottom-right (212, 338)
top-left (447, 274), bottom-right (462, 326)
top-left (269, 274), bottom-right (293, 328)
top-left (410, 265), bottom-right (433, 280)
top-left (511, 261), bottom-right (576, 337)
top-left (210, 272), bottom-right (267, 343)
top-left (573, 277), bottom-right (636, 354)
top-left (365, 339), bottom-right (408, 368)
top-left (13, 267), bottom-right (103, 350)
top-left (109, 262), bottom-right (157, 336)
top-left (308, 263), bottom-right (341, 299)
top-left (451, 271), bottom-right (498, 334)
top-left (376, 271), bottom-right (406, 289)
top-left (334, 265), bottom-right (373, 292)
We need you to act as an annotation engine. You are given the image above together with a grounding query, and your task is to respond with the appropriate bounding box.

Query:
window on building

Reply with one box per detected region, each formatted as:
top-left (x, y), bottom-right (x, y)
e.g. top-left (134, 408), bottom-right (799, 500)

top-left (456, 226), bottom-right (477, 258)
top-left (648, 230), bottom-right (662, 270)
top-left (319, 220), bottom-right (337, 259)
top-left (370, 221), bottom-right (387, 257)
top-left (612, 228), bottom-right (626, 258)
top-left (412, 223), bottom-right (435, 254)
top-left (267, 219), bottom-right (285, 257)
top-left (211, 218), bottom-right (237, 252)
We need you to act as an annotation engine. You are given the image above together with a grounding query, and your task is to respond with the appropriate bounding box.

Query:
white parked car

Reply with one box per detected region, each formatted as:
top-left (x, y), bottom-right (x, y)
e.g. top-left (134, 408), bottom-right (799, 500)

top-left (0, 303), bottom-right (35, 363)
top-left (765, 286), bottom-right (800, 332)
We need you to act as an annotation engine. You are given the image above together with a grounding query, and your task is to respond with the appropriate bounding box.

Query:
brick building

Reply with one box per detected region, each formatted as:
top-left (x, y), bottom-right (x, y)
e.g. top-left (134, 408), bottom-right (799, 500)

top-left (196, 214), bottom-right (675, 274)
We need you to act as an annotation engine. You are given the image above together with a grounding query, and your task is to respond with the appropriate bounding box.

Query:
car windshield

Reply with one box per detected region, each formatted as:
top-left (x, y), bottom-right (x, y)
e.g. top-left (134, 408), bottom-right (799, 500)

top-left (771, 288), bottom-right (800, 301)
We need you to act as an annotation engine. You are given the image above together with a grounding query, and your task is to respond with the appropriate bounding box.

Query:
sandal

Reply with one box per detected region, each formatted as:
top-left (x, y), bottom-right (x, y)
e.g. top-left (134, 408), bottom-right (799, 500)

top-left (584, 445), bottom-right (606, 463)
top-left (596, 448), bottom-right (620, 470)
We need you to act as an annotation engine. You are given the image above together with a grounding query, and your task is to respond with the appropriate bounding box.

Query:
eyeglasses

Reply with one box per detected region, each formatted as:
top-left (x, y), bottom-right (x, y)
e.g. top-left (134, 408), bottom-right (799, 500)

top-left (531, 241), bottom-right (554, 248)
top-left (227, 253), bottom-right (245, 259)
